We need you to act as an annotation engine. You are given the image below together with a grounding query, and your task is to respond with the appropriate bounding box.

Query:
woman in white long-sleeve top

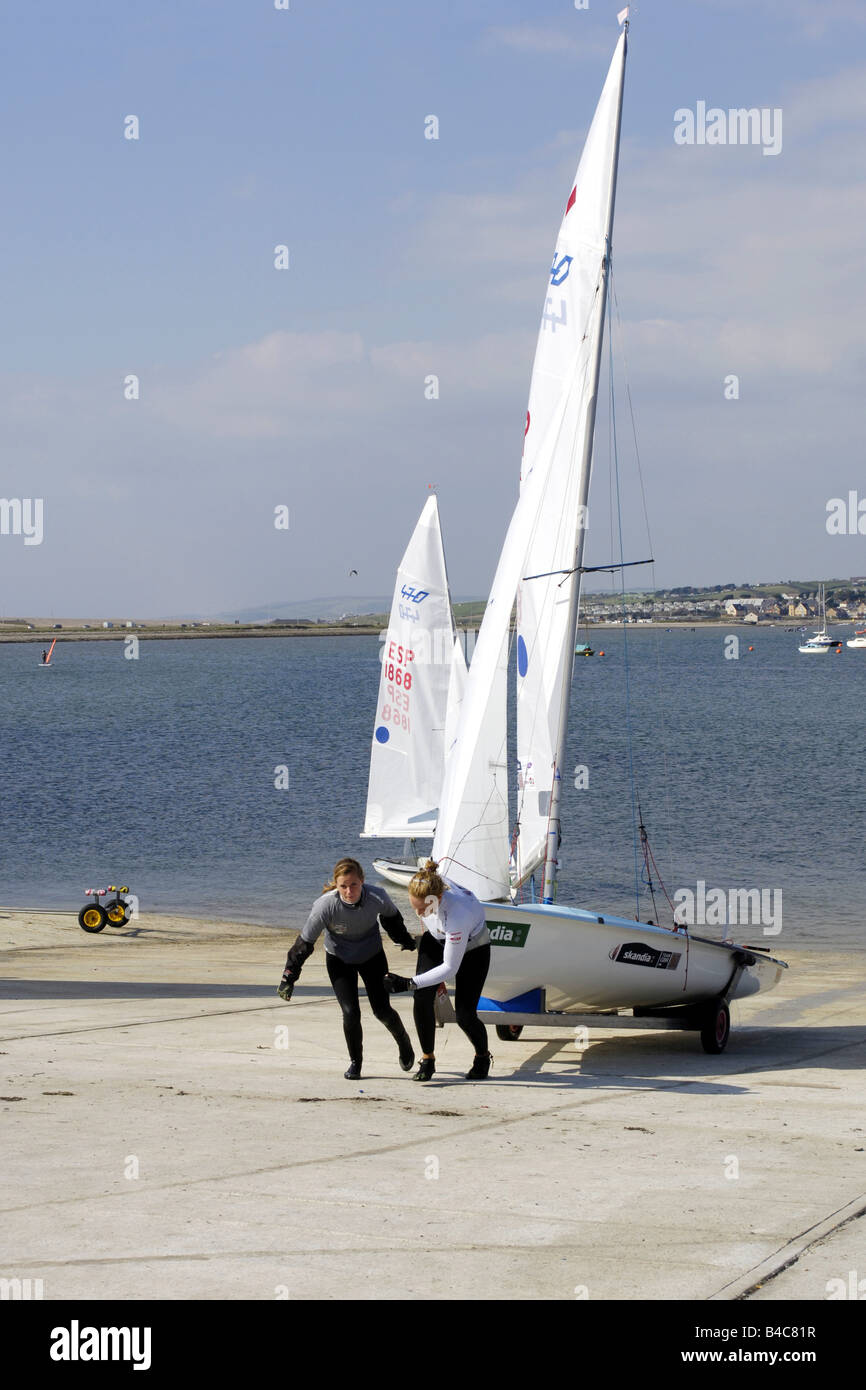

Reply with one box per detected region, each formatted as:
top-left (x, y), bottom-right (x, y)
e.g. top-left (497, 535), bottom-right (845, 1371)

top-left (385, 859), bottom-right (492, 1082)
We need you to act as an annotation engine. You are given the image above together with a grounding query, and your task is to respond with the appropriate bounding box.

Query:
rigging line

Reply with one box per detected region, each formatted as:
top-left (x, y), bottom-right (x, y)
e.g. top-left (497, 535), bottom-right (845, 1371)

top-left (645, 828), bottom-right (678, 920)
top-left (610, 269), bottom-right (676, 893)
top-left (637, 803), bottom-right (677, 925)
top-left (638, 811), bottom-right (660, 925)
top-left (608, 295), bottom-right (641, 920)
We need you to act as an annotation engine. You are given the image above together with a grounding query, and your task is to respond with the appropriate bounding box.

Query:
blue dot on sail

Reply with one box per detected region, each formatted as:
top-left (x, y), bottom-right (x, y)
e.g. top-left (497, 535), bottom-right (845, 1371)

top-left (517, 636), bottom-right (528, 678)
top-left (375, 726), bottom-right (390, 743)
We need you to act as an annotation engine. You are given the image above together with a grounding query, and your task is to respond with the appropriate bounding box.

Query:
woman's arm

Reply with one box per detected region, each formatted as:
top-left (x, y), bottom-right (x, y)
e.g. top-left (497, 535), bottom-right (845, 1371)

top-left (277, 896), bottom-right (330, 998)
top-left (412, 926), bottom-right (469, 990)
top-left (370, 885), bottom-right (416, 950)
top-left (378, 906), bottom-right (416, 950)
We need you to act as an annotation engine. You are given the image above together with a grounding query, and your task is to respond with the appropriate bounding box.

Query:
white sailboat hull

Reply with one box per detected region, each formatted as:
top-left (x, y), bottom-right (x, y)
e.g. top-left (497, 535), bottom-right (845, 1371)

top-left (372, 856), bottom-right (425, 889)
top-left (480, 902), bottom-right (786, 1014)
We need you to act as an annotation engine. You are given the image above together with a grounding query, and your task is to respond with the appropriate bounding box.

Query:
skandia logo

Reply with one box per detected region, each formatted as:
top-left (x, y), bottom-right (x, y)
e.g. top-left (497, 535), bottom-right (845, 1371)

top-left (49, 1321), bottom-right (152, 1371)
top-left (609, 942), bottom-right (681, 971)
top-left (488, 921), bottom-right (530, 948)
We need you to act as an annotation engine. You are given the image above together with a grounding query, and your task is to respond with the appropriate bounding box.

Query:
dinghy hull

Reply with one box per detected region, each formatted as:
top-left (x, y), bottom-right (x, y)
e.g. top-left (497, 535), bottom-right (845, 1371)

top-left (481, 902), bottom-right (786, 1013)
top-left (372, 857), bottom-right (424, 889)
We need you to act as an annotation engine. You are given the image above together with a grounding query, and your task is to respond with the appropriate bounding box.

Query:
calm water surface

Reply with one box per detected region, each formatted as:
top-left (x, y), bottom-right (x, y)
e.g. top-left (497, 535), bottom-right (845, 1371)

top-left (1, 630), bottom-right (864, 949)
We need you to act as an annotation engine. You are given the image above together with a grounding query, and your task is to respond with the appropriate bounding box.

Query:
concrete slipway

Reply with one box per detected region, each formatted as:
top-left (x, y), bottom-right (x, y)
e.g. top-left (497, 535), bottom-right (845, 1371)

top-left (0, 911), bottom-right (864, 1302)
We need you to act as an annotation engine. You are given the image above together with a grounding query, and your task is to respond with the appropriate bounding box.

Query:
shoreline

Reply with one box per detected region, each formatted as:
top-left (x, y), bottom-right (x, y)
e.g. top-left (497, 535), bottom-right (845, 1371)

top-left (3, 903), bottom-right (862, 952)
top-left (0, 619), bottom-right (851, 644)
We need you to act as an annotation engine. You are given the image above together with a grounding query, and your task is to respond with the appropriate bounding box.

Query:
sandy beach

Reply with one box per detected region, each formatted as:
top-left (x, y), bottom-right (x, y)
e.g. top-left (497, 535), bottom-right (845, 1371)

top-left (1, 908), bottom-right (864, 1303)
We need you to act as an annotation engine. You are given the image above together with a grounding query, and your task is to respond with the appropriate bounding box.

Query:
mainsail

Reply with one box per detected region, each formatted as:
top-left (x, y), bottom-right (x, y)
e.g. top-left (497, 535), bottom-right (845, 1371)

top-left (362, 495), bottom-right (463, 839)
top-left (433, 28), bottom-right (627, 901)
top-left (515, 32), bottom-right (627, 887)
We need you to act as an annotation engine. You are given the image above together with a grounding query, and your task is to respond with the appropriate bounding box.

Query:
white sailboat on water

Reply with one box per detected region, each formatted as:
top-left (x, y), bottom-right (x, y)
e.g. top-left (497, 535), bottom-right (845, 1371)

top-left (799, 584), bottom-right (842, 653)
top-left (431, 13), bottom-right (787, 1053)
top-left (361, 494), bottom-right (467, 887)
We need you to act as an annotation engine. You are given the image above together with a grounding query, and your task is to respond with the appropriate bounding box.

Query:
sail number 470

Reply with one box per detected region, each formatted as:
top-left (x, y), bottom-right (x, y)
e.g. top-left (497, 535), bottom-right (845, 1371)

top-left (401, 586), bottom-right (429, 603)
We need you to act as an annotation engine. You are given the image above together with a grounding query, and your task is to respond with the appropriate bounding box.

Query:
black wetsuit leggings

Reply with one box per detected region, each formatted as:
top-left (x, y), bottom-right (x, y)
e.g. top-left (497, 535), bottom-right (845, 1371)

top-left (326, 948), bottom-right (411, 1063)
top-left (413, 932), bottom-right (491, 1056)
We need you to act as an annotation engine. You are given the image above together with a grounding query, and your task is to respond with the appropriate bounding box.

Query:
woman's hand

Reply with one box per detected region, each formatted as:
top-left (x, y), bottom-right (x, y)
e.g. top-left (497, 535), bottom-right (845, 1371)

top-left (384, 973), bottom-right (415, 993)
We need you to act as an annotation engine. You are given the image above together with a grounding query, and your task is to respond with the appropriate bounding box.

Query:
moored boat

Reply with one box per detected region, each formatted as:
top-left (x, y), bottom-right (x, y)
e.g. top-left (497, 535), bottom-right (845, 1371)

top-left (798, 585), bottom-right (841, 652)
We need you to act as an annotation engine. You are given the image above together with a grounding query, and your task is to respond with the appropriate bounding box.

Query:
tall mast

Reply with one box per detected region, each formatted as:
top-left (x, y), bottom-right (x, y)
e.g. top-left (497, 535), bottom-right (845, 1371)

top-left (541, 22), bottom-right (628, 904)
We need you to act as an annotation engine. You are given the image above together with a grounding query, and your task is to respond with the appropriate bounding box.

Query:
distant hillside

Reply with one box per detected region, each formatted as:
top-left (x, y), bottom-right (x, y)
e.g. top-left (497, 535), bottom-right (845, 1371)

top-left (213, 595), bottom-right (392, 622)
top-left (213, 594), bottom-right (482, 623)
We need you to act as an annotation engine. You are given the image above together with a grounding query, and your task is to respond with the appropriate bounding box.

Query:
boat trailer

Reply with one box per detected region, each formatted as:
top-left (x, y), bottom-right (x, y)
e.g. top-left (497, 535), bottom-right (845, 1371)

top-left (467, 950), bottom-right (757, 1055)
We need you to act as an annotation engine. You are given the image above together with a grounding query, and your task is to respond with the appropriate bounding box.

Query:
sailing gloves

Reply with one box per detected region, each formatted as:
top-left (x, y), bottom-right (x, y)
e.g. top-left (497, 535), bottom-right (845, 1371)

top-left (384, 973), bottom-right (416, 994)
top-left (380, 910), bottom-right (417, 952)
top-left (277, 936), bottom-right (315, 1001)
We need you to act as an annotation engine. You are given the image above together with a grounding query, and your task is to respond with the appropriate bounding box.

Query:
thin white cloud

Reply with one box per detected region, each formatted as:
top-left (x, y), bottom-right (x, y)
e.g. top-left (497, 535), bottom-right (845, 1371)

top-left (693, 0), bottom-right (866, 40)
top-left (483, 24), bottom-right (610, 61)
top-left (782, 63), bottom-right (866, 136)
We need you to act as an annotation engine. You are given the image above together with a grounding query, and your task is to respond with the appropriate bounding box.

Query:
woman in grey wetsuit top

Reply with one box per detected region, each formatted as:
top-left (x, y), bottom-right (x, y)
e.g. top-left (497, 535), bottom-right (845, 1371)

top-left (278, 857), bottom-right (417, 1080)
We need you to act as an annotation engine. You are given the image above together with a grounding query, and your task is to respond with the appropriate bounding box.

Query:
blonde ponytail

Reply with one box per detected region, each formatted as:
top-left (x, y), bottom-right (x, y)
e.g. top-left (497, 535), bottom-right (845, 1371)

top-left (408, 858), bottom-right (446, 901)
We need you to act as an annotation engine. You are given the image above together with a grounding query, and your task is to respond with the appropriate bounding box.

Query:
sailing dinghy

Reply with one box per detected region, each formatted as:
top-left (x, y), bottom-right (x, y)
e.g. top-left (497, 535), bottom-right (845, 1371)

top-left (798, 584), bottom-right (841, 653)
top-left (362, 495), bottom-right (466, 886)
top-left (431, 13), bottom-right (787, 1053)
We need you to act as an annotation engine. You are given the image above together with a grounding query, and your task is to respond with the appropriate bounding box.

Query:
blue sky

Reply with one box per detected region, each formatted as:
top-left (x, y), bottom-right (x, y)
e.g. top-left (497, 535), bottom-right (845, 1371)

top-left (2, 0), bottom-right (865, 617)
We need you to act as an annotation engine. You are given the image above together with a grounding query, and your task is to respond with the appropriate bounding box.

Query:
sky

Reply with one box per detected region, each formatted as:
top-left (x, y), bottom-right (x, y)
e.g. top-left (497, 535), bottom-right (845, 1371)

top-left (1, 0), bottom-right (865, 618)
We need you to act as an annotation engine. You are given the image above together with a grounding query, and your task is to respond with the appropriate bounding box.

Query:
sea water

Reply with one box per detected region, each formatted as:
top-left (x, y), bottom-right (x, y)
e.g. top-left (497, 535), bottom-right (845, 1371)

top-left (0, 629), bottom-right (863, 948)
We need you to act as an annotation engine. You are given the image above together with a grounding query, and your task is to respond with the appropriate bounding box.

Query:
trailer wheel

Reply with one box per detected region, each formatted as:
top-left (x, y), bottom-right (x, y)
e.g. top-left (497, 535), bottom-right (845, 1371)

top-left (78, 905), bottom-right (107, 933)
top-left (495, 1024), bottom-right (523, 1041)
top-left (700, 1001), bottom-right (730, 1054)
top-left (105, 902), bottom-right (129, 927)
